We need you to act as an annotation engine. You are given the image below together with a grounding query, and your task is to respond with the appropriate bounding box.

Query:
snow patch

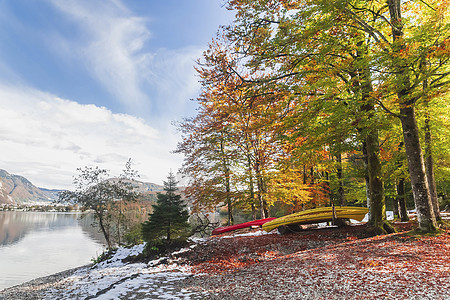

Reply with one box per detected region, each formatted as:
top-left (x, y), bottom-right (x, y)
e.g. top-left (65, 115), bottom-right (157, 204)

top-left (43, 243), bottom-right (204, 299)
top-left (220, 229), bottom-right (273, 239)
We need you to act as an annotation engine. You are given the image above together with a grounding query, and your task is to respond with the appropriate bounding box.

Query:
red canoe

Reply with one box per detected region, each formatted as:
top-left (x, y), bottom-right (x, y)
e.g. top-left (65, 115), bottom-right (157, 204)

top-left (212, 217), bottom-right (277, 235)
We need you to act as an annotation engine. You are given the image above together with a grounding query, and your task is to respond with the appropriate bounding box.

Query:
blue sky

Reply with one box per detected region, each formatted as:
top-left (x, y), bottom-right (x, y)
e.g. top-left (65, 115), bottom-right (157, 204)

top-left (0, 0), bottom-right (234, 189)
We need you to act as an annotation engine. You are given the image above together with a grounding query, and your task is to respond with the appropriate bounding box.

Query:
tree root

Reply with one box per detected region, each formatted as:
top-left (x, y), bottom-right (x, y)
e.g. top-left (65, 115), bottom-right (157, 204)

top-left (366, 221), bottom-right (396, 236)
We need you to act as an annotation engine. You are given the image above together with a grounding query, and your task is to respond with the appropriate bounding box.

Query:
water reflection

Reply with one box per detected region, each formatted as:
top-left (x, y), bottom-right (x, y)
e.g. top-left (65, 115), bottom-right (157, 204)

top-left (0, 211), bottom-right (105, 246)
top-left (0, 211), bottom-right (106, 290)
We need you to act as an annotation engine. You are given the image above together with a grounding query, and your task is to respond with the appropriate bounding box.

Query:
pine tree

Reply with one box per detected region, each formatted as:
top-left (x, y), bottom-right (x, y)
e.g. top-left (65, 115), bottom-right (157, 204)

top-left (141, 172), bottom-right (190, 250)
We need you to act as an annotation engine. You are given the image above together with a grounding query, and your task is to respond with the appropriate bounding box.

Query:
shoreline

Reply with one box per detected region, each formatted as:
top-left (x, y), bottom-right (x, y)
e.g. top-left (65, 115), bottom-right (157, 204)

top-left (0, 242), bottom-right (203, 300)
top-left (2, 222), bottom-right (449, 299)
top-left (0, 264), bottom-right (91, 300)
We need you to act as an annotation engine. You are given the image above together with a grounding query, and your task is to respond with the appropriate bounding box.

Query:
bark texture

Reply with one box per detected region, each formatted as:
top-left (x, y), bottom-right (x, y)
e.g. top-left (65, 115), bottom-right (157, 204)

top-left (424, 116), bottom-right (441, 221)
top-left (400, 107), bottom-right (436, 231)
top-left (388, 0), bottom-right (437, 232)
top-left (336, 153), bottom-right (346, 206)
top-left (396, 178), bottom-right (409, 222)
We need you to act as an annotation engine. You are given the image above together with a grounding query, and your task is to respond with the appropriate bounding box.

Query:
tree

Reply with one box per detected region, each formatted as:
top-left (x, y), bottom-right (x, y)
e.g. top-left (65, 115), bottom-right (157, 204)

top-left (224, 0), bottom-right (391, 231)
top-left (141, 172), bottom-right (190, 251)
top-left (223, 0), bottom-right (449, 232)
top-left (176, 41), bottom-right (280, 222)
top-left (381, 0), bottom-right (447, 231)
top-left (175, 110), bottom-right (238, 225)
top-left (59, 160), bottom-right (139, 250)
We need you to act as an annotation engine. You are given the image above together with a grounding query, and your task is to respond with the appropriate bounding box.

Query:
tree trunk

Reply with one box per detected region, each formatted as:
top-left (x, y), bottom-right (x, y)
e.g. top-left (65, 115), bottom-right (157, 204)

top-left (324, 171), bottom-right (331, 206)
top-left (365, 129), bottom-right (386, 229)
top-left (349, 39), bottom-right (386, 230)
top-left (421, 56), bottom-right (441, 221)
top-left (303, 165), bottom-right (307, 211)
top-left (400, 107), bottom-right (436, 231)
top-left (392, 194), bottom-right (399, 219)
top-left (97, 214), bottom-right (112, 250)
top-left (424, 113), bottom-right (441, 221)
top-left (310, 167), bottom-right (317, 208)
top-left (362, 142), bottom-right (371, 213)
top-left (397, 178), bottom-right (409, 222)
top-left (336, 153), bottom-right (346, 206)
top-left (388, 0), bottom-right (437, 232)
top-left (255, 161), bottom-right (267, 219)
top-left (396, 143), bottom-right (409, 222)
top-left (225, 171), bottom-right (233, 225)
top-left (247, 154), bottom-right (257, 220)
top-left (220, 139), bottom-right (233, 225)
top-left (355, 39), bottom-right (386, 231)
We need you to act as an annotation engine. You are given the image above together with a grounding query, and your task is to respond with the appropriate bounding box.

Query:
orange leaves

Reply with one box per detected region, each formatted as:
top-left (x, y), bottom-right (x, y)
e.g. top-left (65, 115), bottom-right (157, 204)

top-left (361, 259), bottom-right (383, 268)
top-left (428, 37), bottom-right (450, 59)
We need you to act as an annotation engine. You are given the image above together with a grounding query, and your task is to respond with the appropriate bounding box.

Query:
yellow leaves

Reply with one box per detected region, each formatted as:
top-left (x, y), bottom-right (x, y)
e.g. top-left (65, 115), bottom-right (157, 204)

top-left (280, 0), bottom-right (303, 10)
top-left (305, 73), bottom-right (320, 84)
top-left (392, 41), bottom-right (421, 59)
top-left (266, 168), bottom-right (312, 206)
top-left (435, 0), bottom-right (450, 19)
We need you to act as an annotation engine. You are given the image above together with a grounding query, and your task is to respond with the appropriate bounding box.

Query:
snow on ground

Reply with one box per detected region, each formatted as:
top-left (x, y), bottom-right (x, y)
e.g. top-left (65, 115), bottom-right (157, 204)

top-left (40, 231), bottom-right (277, 299)
top-left (219, 229), bottom-right (273, 239)
top-left (3, 214), bottom-right (448, 299)
top-left (43, 244), bottom-right (206, 300)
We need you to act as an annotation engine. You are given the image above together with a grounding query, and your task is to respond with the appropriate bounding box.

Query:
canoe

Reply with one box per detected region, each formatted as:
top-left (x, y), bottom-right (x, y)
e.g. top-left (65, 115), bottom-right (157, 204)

top-left (212, 217), bottom-right (277, 235)
top-left (262, 206), bottom-right (368, 232)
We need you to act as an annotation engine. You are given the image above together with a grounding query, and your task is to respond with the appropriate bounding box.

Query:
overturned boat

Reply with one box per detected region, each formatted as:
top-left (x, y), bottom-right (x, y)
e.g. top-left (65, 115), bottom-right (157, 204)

top-left (262, 206), bottom-right (368, 233)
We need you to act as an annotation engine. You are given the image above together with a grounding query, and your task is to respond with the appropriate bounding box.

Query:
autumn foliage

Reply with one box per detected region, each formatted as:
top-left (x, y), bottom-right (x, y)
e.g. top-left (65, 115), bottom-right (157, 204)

top-left (176, 0), bottom-right (450, 230)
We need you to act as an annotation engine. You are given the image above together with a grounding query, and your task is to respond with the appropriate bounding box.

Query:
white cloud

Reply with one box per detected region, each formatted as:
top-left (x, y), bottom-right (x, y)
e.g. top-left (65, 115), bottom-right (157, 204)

top-left (140, 46), bottom-right (203, 123)
top-left (48, 0), bottom-right (153, 111)
top-left (46, 0), bottom-right (202, 122)
top-left (0, 84), bottom-right (183, 189)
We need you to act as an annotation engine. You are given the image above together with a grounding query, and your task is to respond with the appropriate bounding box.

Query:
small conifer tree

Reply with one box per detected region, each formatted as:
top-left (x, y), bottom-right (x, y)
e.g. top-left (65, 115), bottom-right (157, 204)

top-left (141, 171), bottom-right (190, 251)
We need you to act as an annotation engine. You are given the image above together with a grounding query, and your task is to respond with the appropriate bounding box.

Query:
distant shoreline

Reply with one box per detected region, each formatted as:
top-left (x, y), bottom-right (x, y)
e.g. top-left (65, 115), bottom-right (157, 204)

top-left (0, 203), bottom-right (80, 213)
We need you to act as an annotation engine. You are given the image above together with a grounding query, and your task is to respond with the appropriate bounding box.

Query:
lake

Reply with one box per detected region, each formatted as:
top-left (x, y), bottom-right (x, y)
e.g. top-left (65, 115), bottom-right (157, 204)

top-left (0, 211), bottom-right (105, 290)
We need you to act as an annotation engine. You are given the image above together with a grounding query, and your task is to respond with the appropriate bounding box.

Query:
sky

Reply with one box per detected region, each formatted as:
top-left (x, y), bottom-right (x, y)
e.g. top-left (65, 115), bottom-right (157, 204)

top-left (0, 0), bottom-right (234, 189)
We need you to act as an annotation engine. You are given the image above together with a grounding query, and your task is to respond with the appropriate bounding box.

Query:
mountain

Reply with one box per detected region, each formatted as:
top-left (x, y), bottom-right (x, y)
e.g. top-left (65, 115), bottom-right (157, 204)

top-left (109, 178), bottom-right (165, 194)
top-left (0, 169), bottom-right (63, 205)
top-left (0, 169), bottom-right (169, 205)
top-left (105, 178), bottom-right (167, 202)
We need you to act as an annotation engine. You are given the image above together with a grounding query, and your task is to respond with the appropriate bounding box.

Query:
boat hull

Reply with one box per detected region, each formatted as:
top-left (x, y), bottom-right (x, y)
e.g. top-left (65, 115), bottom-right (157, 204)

top-left (262, 206), bottom-right (368, 232)
top-left (212, 217), bottom-right (277, 235)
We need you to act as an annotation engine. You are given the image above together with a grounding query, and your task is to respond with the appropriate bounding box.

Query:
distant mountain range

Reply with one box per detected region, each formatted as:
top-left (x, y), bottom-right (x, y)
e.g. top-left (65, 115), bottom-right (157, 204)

top-left (0, 169), bottom-right (62, 204)
top-left (0, 169), bottom-right (165, 205)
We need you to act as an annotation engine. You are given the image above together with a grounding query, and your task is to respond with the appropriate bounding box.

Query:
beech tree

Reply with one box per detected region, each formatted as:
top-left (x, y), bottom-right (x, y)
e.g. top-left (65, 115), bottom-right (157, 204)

top-left (177, 41), bottom-right (279, 221)
top-left (382, 0), bottom-right (446, 231)
top-left (175, 104), bottom-right (238, 224)
top-left (222, 0), bottom-right (391, 232)
top-left (176, 1), bottom-right (448, 233)
top-left (222, 0), bottom-right (449, 232)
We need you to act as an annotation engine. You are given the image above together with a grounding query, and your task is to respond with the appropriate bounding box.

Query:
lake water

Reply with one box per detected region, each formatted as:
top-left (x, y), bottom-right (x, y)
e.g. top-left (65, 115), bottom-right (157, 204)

top-left (0, 211), bottom-right (105, 290)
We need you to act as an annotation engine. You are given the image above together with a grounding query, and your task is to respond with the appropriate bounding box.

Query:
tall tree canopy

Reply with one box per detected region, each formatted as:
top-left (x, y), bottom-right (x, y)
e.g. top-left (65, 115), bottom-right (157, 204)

top-left (178, 0), bottom-right (449, 233)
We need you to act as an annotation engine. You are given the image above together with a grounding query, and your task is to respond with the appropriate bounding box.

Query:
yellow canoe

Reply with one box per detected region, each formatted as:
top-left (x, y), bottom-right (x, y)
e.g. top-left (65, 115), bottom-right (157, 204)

top-left (262, 206), bottom-right (369, 232)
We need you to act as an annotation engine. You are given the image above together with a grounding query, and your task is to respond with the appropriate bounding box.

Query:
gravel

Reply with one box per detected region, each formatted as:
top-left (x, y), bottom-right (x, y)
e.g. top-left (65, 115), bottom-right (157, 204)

top-left (1, 223), bottom-right (449, 299)
top-left (0, 265), bottom-right (90, 300)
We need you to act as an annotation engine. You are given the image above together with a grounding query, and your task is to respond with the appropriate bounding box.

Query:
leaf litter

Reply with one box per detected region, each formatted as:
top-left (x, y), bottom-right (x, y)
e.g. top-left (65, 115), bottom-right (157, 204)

top-left (1, 220), bottom-right (449, 299)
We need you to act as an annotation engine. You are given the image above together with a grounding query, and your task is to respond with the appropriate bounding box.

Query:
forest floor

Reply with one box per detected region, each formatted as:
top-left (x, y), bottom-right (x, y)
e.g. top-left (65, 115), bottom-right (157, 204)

top-left (177, 220), bottom-right (450, 299)
top-left (1, 216), bottom-right (449, 299)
